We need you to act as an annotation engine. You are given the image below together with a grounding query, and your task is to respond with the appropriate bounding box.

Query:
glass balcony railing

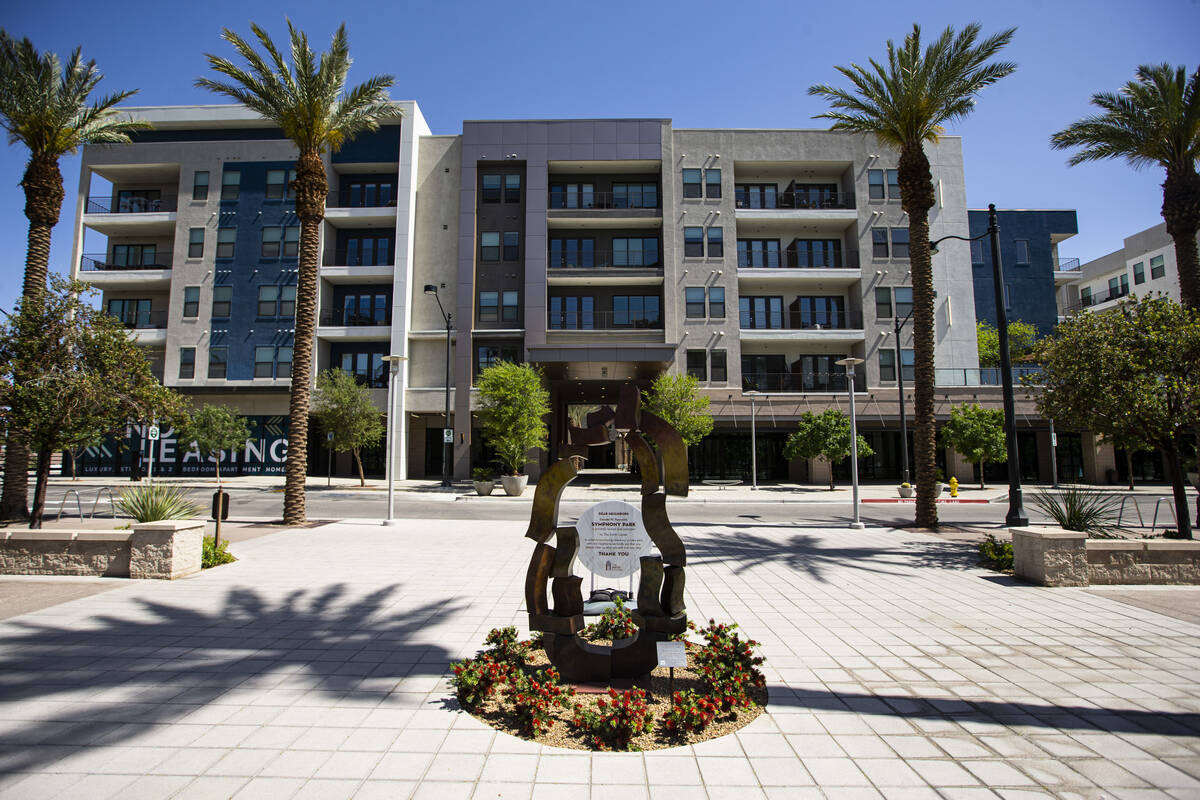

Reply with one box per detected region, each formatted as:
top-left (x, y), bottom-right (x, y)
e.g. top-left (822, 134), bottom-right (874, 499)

top-left (547, 310), bottom-right (663, 331)
top-left (739, 310), bottom-right (864, 331)
top-left (547, 191), bottom-right (661, 211)
top-left (548, 250), bottom-right (662, 269)
top-left (85, 195), bottom-right (177, 214)
top-left (319, 308), bottom-right (392, 327)
top-left (81, 254), bottom-right (171, 271)
top-left (934, 367), bottom-right (1044, 386)
top-left (741, 371), bottom-right (867, 393)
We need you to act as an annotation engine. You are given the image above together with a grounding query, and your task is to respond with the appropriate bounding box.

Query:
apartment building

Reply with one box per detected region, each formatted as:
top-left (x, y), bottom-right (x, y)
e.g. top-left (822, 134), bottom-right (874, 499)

top-left (72, 107), bottom-right (1076, 486)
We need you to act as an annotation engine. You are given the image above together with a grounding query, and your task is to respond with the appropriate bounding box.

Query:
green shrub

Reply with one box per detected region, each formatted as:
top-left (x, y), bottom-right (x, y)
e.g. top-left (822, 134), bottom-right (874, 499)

top-left (483, 626), bottom-right (531, 667)
top-left (202, 535), bottom-right (235, 568)
top-left (471, 467), bottom-right (494, 481)
top-left (507, 667), bottom-right (574, 737)
top-left (571, 687), bottom-right (652, 750)
top-left (450, 656), bottom-right (512, 710)
top-left (115, 484), bottom-right (202, 522)
top-left (1031, 485), bottom-right (1124, 538)
top-left (690, 620), bottom-right (766, 710)
top-left (978, 534), bottom-right (1013, 570)
top-left (661, 689), bottom-right (719, 735)
top-left (582, 595), bottom-right (637, 640)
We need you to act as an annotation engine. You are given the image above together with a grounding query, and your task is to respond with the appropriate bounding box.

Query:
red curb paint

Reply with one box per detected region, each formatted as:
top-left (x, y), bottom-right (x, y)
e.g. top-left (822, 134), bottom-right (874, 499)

top-left (862, 498), bottom-right (991, 504)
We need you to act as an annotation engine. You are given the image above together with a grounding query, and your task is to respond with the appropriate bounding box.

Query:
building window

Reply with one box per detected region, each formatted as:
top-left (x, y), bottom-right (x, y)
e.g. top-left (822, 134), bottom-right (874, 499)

top-left (258, 286), bottom-right (280, 316)
top-left (476, 343), bottom-right (521, 376)
top-left (183, 286), bottom-right (200, 318)
top-left (1150, 255), bottom-right (1165, 279)
top-left (480, 232), bottom-right (500, 262)
top-left (179, 347), bottom-right (195, 379)
top-left (336, 350), bottom-right (386, 387)
top-left (481, 175), bottom-right (501, 203)
top-left (1081, 286), bottom-right (1093, 307)
top-left (188, 228), bottom-right (204, 259)
top-left (503, 231), bottom-right (520, 261)
top-left (277, 347), bottom-right (292, 379)
top-left (340, 292), bottom-right (388, 325)
top-left (872, 228), bottom-right (889, 258)
top-left (868, 169), bottom-right (885, 200)
top-left (707, 227), bottom-right (723, 257)
top-left (345, 235), bottom-right (391, 266)
top-left (901, 349), bottom-right (914, 381)
top-left (612, 238), bottom-right (658, 267)
top-left (261, 226), bottom-right (282, 258)
top-left (613, 183), bottom-right (657, 209)
top-left (266, 169), bottom-right (296, 200)
top-left (504, 174), bottom-right (521, 203)
top-left (502, 291), bottom-right (519, 323)
top-left (894, 287), bottom-right (913, 319)
top-left (735, 183), bottom-right (777, 209)
top-left (549, 296), bottom-right (594, 329)
top-left (686, 350), bottom-right (707, 381)
top-left (212, 286), bottom-right (232, 318)
top-left (192, 171), bottom-right (209, 201)
top-left (879, 349), bottom-right (896, 381)
top-left (550, 238), bottom-right (595, 268)
top-left (280, 286), bottom-right (296, 317)
top-left (107, 298), bottom-right (151, 328)
top-left (739, 296), bottom-right (783, 329)
top-left (221, 170), bottom-right (240, 201)
top-left (711, 350), bottom-right (727, 382)
top-left (737, 239), bottom-right (780, 268)
top-left (793, 296), bottom-right (847, 329)
top-left (216, 228), bottom-right (236, 259)
top-left (344, 179), bottom-right (394, 207)
top-left (684, 227), bottom-right (703, 257)
top-left (709, 287), bottom-right (725, 318)
top-left (685, 288), bottom-right (705, 318)
top-left (1014, 239), bottom-right (1030, 265)
top-left (548, 183), bottom-right (594, 209)
top-left (112, 244), bottom-right (156, 268)
top-left (255, 346), bottom-right (274, 378)
top-left (790, 239), bottom-right (842, 268)
top-left (1133, 261), bottom-right (1145, 285)
top-left (886, 169), bottom-right (900, 199)
top-left (613, 296), bottom-right (661, 328)
top-left (479, 291), bottom-right (499, 322)
top-left (208, 347), bottom-right (228, 379)
top-left (682, 169), bottom-right (702, 199)
top-left (891, 228), bottom-right (910, 259)
top-left (705, 169), bottom-right (721, 198)
top-left (971, 239), bottom-right (984, 264)
top-left (283, 226), bottom-right (299, 258)
top-left (875, 287), bottom-right (893, 319)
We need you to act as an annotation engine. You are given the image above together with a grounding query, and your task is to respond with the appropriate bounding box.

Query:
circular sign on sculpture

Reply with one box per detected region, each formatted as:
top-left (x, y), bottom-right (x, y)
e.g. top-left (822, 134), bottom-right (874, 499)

top-left (575, 500), bottom-right (654, 579)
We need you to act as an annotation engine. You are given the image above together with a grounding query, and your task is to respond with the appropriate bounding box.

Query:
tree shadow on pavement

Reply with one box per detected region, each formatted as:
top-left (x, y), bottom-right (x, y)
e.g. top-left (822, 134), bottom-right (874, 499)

top-left (0, 584), bottom-right (465, 774)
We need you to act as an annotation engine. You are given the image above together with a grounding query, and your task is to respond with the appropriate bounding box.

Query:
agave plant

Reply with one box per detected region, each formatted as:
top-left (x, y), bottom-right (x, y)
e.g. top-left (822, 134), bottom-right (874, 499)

top-left (1031, 485), bottom-right (1125, 538)
top-left (115, 484), bottom-right (203, 523)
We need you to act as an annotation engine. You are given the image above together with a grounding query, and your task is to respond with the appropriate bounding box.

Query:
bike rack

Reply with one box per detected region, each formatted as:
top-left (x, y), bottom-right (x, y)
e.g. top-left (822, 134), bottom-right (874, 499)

top-left (1152, 496), bottom-right (1176, 530)
top-left (91, 487), bottom-right (115, 519)
top-left (58, 489), bottom-right (84, 521)
top-left (1116, 495), bottom-right (1146, 528)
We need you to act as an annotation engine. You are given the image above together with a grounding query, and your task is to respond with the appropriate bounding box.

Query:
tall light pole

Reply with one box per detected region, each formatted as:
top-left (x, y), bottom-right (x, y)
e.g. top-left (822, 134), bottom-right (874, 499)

top-left (836, 357), bottom-right (865, 529)
top-left (381, 355), bottom-right (407, 527)
top-left (930, 204), bottom-right (1028, 526)
top-left (744, 390), bottom-right (760, 489)
top-left (424, 285), bottom-right (454, 487)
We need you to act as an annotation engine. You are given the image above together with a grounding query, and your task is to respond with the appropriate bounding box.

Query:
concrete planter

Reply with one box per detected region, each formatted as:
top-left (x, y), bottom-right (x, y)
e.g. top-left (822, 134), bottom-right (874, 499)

top-left (473, 480), bottom-right (495, 496)
top-left (1012, 526), bottom-right (1200, 586)
top-left (501, 474), bottom-right (529, 496)
top-left (898, 486), bottom-right (914, 498)
top-left (0, 520), bottom-right (205, 579)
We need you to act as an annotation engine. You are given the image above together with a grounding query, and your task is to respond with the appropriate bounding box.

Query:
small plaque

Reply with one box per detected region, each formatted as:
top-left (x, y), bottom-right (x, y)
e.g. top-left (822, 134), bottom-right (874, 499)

top-left (576, 500), bottom-right (653, 579)
top-left (443, 428), bottom-right (454, 444)
top-left (147, 426), bottom-right (160, 441)
top-left (327, 432), bottom-right (334, 441)
top-left (656, 641), bottom-right (686, 668)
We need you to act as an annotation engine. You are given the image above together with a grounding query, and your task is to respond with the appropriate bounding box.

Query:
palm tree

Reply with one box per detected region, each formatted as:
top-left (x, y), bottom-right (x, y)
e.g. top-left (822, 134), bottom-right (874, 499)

top-left (809, 23), bottom-right (1016, 529)
top-left (197, 21), bottom-right (394, 525)
top-left (0, 32), bottom-right (147, 520)
top-left (1051, 64), bottom-right (1200, 309)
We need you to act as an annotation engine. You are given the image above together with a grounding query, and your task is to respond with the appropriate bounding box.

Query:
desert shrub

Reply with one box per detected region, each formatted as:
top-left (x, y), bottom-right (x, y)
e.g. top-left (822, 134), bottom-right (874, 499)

top-left (978, 534), bottom-right (1013, 570)
top-left (582, 595), bottom-right (637, 640)
top-left (572, 687), bottom-right (652, 750)
top-left (483, 626), bottom-right (531, 667)
top-left (202, 535), bottom-right (235, 568)
top-left (691, 620), bottom-right (765, 710)
top-left (115, 484), bottom-right (202, 522)
top-left (507, 667), bottom-right (574, 737)
top-left (450, 656), bottom-right (512, 710)
top-left (1031, 485), bottom-right (1124, 538)
top-left (661, 689), bottom-right (719, 734)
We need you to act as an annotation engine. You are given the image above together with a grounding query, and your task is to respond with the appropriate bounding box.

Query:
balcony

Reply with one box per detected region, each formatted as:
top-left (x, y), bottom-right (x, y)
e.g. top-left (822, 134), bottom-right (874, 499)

top-left (86, 195), bottom-right (177, 214)
top-left (935, 367), bottom-right (1044, 387)
top-left (324, 192), bottom-right (397, 228)
top-left (547, 251), bottom-right (664, 286)
top-left (320, 308), bottom-right (392, 326)
top-left (735, 189), bottom-right (855, 211)
top-left (79, 254), bottom-right (172, 288)
top-left (737, 257), bottom-right (861, 293)
top-left (82, 195), bottom-right (177, 235)
top-left (327, 187), bottom-right (398, 209)
top-left (546, 191), bottom-right (662, 229)
top-left (1054, 257), bottom-right (1082, 285)
top-left (547, 310), bottom-right (662, 331)
top-left (320, 249), bottom-right (394, 282)
top-left (739, 310), bottom-right (865, 344)
top-left (742, 371), bottom-right (866, 394)
top-left (1063, 286), bottom-right (1130, 314)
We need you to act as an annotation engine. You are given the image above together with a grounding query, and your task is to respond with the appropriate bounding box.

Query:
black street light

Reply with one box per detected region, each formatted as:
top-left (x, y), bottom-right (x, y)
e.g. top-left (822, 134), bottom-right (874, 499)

top-left (930, 203), bottom-right (1028, 526)
top-left (424, 284), bottom-right (453, 488)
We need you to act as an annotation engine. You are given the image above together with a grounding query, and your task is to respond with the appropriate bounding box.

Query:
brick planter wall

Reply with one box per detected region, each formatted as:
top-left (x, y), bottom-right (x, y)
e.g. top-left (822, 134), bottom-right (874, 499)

top-left (0, 520), bottom-right (205, 579)
top-left (1012, 526), bottom-right (1200, 586)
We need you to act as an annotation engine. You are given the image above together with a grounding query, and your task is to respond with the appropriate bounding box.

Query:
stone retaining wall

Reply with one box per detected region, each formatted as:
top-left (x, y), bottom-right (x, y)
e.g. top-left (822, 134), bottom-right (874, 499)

top-left (0, 520), bottom-right (205, 579)
top-left (1012, 526), bottom-right (1200, 586)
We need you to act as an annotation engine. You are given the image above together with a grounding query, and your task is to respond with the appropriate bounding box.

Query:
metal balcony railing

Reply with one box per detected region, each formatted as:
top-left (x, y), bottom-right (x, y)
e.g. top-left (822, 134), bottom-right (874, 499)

top-left (740, 309), bottom-right (864, 331)
top-left (1054, 257), bottom-right (1081, 271)
top-left (327, 188), bottom-right (398, 208)
top-left (741, 371), bottom-right (867, 393)
top-left (548, 250), bottom-right (662, 269)
top-left (109, 309), bottom-right (168, 330)
top-left (934, 367), bottom-right (1045, 387)
top-left (547, 309), bottom-right (663, 331)
top-left (320, 308), bottom-right (392, 327)
top-left (547, 191), bottom-right (662, 211)
top-left (85, 195), bottom-right (177, 214)
top-left (1063, 286), bottom-right (1130, 314)
top-left (738, 253), bottom-right (859, 270)
top-left (322, 249), bottom-right (394, 268)
top-left (735, 190), bottom-right (855, 211)
top-left (80, 254), bottom-right (171, 271)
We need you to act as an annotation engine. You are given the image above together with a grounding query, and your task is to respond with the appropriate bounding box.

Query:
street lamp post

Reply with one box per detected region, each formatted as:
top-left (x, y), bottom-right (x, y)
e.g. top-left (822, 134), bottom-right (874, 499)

top-left (744, 390), bottom-right (760, 490)
top-left (930, 204), bottom-right (1028, 526)
top-left (381, 354), bottom-right (407, 527)
top-left (835, 357), bottom-right (865, 530)
top-left (424, 285), bottom-right (453, 488)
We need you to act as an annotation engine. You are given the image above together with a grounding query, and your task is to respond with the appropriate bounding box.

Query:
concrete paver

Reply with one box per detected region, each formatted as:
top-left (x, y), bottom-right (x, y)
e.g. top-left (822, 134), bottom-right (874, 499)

top-left (0, 517), bottom-right (1199, 798)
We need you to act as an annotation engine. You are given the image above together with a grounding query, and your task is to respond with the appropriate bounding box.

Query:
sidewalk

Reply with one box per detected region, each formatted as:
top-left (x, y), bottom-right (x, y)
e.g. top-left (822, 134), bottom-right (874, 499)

top-left (0, 517), bottom-right (1198, 798)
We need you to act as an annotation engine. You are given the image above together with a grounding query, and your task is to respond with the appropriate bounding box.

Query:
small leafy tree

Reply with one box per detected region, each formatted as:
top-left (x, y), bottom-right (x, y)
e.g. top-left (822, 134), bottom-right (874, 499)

top-left (176, 404), bottom-right (250, 485)
top-left (1035, 296), bottom-right (1200, 538)
top-left (641, 373), bottom-right (714, 447)
top-left (64, 430), bottom-right (103, 480)
top-left (312, 368), bottom-right (384, 486)
top-left (477, 361), bottom-right (550, 476)
top-left (0, 277), bottom-right (183, 527)
top-left (940, 403), bottom-right (1007, 489)
top-left (1101, 430), bottom-right (1155, 491)
top-left (783, 409), bottom-right (874, 490)
top-left (977, 320), bottom-right (1038, 369)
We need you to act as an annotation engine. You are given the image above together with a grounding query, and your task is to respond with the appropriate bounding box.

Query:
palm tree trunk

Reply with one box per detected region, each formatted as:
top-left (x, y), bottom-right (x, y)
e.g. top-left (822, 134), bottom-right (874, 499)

top-left (2, 156), bottom-right (64, 521)
top-left (1162, 165), bottom-right (1200, 310)
top-left (28, 447), bottom-right (53, 530)
top-left (283, 151), bottom-right (327, 525)
top-left (899, 144), bottom-right (939, 529)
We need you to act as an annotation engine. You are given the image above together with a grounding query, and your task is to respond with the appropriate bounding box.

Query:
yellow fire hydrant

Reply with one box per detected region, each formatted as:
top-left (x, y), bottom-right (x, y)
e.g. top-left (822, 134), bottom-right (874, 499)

top-left (949, 477), bottom-right (959, 497)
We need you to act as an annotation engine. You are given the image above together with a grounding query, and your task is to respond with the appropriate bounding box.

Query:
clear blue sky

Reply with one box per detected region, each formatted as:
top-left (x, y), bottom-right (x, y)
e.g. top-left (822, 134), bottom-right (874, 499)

top-left (2, 0), bottom-right (1196, 315)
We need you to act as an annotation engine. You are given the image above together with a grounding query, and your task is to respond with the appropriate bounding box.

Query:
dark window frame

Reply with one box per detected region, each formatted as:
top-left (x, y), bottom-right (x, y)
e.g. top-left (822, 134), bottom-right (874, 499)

top-left (211, 286), bottom-right (233, 318)
top-left (891, 228), bottom-right (910, 259)
top-left (480, 231), bottom-right (500, 263)
top-left (707, 227), bottom-right (723, 257)
top-left (254, 346), bottom-right (274, 378)
top-left (220, 170), bottom-right (240, 202)
top-left (710, 350), bottom-right (727, 382)
top-left (481, 174), bottom-right (501, 204)
top-left (1014, 239), bottom-right (1030, 265)
top-left (208, 347), bottom-right (228, 379)
top-left (183, 286), bottom-right (200, 318)
top-left (503, 231), bottom-right (520, 262)
top-left (478, 291), bottom-right (499, 323)
top-left (261, 226), bottom-right (282, 258)
top-left (872, 228), bottom-right (889, 259)
top-left (188, 228), bottom-right (204, 259)
top-left (1150, 255), bottom-right (1166, 279)
top-left (686, 350), bottom-right (707, 381)
top-left (685, 287), bottom-right (706, 318)
top-left (192, 171), bottom-right (209, 201)
top-left (501, 291), bottom-right (519, 323)
top-left (258, 285), bottom-right (280, 317)
top-left (1133, 262), bottom-right (1145, 285)
top-left (682, 169), bottom-right (702, 199)
top-left (709, 286), bottom-right (725, 318)
top-left (179, 347), bottom-right (196, 379)
top-left (867, 169), bottom-right (885, 200)
top-left (215, 228), bottom-right (236, 259)
top-left (684, 226), bottom-right (704, 258)
top-left (705, 169), bottom-right (721, 198)
top-left (875, 287), bottom-right (893, 319)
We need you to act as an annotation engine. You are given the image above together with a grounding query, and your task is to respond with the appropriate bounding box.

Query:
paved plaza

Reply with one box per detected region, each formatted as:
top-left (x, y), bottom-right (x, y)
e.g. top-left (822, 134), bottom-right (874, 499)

top-left (1, 515), bottom-right (1199, 799)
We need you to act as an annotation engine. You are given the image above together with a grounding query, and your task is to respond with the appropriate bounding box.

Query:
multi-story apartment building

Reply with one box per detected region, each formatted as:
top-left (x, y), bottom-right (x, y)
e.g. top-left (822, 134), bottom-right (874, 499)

top-left (72, 107), bottom-right (1075, 487)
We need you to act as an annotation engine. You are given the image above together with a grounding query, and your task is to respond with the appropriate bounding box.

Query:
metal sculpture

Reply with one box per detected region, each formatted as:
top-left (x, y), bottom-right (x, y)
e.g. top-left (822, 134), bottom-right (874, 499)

top-left (523, 384), bottom-right (689, 682)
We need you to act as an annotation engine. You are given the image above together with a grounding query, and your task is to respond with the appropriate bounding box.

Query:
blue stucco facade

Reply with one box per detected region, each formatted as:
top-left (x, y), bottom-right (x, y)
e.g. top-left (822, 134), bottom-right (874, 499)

top-left (968, 209), bottom-right (1077, 336)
